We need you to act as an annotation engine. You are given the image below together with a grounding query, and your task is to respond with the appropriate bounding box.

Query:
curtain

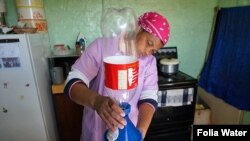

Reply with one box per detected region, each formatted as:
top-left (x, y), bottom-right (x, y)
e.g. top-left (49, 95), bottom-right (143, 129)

top-left (198, 6), bottom-right (250, 111)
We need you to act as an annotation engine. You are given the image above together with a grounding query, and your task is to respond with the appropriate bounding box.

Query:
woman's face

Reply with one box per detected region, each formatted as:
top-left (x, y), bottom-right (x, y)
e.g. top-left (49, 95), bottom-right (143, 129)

top-left (136, 29), bottom-right (163, 57)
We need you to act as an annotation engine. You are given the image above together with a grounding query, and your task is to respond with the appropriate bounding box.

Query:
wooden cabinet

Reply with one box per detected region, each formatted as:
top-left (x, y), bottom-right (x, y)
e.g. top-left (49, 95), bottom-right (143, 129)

top-left (49, 56), bottom-right (82, 141)
top-left (52, 84), bottom-right (83, 141)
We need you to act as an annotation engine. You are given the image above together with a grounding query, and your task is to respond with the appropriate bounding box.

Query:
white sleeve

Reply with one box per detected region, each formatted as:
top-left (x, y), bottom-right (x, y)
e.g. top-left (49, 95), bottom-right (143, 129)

top-left (65, 68), bottom-right (90, 87)
top-left (140, 90), bottom-right (158, 102)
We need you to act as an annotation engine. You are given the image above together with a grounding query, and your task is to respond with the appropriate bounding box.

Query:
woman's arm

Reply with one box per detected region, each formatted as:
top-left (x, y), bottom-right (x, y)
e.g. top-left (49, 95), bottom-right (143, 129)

top-left (68, 82), bottom-right (126, 131)
top-left (69, 82), bottom-right (99, 109)
top-left (136, 102), bottom-right (155, 139)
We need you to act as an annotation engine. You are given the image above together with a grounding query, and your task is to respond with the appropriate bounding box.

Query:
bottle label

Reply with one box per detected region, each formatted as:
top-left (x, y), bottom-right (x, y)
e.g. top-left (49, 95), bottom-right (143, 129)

top-left (104, 56), bottom-right (138, 90)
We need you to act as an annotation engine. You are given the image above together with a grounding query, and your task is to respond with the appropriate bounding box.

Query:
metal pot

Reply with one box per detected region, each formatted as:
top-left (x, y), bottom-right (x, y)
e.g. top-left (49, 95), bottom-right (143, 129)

top-left (159, 58), bottom-right (179, 74)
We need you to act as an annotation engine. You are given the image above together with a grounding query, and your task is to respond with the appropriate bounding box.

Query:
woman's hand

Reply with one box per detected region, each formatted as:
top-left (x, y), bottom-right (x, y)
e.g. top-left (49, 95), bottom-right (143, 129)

top-left (94, 95), bottom-right (127, 131)
top-left (69, 83), bottom-right (126, 131)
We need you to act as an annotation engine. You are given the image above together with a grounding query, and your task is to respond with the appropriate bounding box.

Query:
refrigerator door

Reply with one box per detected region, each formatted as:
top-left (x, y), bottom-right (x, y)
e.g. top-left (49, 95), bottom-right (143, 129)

top-left (0, 34), bottom-right (57, 141)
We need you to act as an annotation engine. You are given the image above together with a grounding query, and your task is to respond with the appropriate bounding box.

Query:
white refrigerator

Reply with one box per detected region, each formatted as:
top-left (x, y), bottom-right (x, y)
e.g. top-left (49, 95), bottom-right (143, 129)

top-left (0, 34), bottom-right (58, 141)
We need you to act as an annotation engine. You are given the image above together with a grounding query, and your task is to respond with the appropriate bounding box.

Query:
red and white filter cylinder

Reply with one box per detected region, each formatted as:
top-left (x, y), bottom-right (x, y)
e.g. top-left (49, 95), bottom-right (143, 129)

top-left (104, 55), bottom-right (138, 104)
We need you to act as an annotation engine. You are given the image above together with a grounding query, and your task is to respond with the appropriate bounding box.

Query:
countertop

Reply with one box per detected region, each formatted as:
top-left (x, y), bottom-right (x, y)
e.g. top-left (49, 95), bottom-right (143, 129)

top-left (51, 82), bottom-right (65, 94)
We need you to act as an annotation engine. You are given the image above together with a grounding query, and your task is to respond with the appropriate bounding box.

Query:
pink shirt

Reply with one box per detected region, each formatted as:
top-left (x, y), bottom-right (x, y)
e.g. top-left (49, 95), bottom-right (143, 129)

top-left (66, 37), bottom-right (158, 141)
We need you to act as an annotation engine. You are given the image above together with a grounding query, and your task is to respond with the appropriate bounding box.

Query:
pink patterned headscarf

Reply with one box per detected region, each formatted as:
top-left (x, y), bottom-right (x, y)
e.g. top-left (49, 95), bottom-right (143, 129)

top-left (138, 12), bottom-right (170, 45)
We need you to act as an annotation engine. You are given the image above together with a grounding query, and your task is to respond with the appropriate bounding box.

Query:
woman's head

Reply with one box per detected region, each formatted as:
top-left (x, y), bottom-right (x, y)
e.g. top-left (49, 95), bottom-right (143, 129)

top-left (136, 12), bottom-right (170, 57)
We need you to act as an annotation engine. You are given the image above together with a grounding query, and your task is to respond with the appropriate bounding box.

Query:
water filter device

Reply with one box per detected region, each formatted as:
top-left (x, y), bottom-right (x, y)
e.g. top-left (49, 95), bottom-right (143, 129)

top-left (103, 39), bottom-right (141, 141)
top-left (101, 7), bottom-right (142, 141)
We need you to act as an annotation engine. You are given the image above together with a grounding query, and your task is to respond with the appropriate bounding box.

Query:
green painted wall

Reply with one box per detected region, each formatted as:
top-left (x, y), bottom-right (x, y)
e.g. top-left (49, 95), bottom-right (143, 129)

top-left (4, 0), bottom-right (250, 124)
top-left (5, 0), bottom-right (218, 78)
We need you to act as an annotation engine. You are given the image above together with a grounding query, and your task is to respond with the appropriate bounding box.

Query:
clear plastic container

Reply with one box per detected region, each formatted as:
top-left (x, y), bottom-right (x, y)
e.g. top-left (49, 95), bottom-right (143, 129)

top-left (102, 7), bottom-right (139, 104)
top-left (101, 8), bottom-right (142, 141)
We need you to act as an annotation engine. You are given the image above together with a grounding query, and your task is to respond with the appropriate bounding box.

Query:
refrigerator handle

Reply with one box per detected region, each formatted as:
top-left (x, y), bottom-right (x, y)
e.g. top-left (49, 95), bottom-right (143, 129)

top-left (0, 39), bottom-right (20, 43)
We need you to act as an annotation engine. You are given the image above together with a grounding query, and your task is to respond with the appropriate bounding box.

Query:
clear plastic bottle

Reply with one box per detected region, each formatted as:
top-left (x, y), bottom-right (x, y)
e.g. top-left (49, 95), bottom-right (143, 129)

top-left (101, 7), bottom-right (139, 104)
top-left (101, 7), bottom-right (142, 141)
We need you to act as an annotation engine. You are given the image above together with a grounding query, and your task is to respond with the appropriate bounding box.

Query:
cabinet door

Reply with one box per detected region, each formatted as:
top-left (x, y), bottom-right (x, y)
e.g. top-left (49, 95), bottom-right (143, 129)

top-left (53, 94), bottom-right (83, 141)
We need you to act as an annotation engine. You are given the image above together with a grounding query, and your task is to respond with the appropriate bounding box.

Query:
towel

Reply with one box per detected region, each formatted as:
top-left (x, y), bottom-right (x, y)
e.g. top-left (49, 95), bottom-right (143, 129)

top-left (157, 88), bottom-right (194, 107)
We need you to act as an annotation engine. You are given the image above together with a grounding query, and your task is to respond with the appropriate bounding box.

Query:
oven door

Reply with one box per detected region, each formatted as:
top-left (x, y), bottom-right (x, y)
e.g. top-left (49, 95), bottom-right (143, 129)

top-left (144, 125), bottom-right (192, 141)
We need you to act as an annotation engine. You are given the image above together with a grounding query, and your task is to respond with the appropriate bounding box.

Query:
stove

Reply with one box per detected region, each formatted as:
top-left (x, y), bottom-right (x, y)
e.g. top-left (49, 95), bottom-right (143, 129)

top-left (158, 71), bottom-right (197, 88)
top-left (144, 47), bottom-right (197, 141)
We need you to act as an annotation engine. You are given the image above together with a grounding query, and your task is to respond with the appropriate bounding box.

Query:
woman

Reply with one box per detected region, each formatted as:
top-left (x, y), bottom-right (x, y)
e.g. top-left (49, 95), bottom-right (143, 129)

top-left (64, 11), bottom-right (170, 141)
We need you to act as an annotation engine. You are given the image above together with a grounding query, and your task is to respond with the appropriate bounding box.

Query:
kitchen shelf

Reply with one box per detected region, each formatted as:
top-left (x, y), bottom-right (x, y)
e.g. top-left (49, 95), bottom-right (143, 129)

top-left (48, 53), bottom-right (79, 58)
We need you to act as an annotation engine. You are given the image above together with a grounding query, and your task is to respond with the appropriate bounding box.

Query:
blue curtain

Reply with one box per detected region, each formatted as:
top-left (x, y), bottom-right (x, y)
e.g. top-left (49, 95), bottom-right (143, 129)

top-left (198, 6), bottom-right (250, 111)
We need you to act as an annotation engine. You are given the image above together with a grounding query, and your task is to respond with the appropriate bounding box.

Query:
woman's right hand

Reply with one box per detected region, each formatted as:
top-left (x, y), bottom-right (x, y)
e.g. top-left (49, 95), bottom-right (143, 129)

top-left (94, 95), bottom-right (127, 131)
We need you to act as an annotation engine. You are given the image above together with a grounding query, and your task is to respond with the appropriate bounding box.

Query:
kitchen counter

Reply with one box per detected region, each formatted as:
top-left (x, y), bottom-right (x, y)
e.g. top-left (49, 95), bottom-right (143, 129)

top-left (51, 82), bottom-right (65, 94)
top-left (51, 81), bottom-right (83, 141)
